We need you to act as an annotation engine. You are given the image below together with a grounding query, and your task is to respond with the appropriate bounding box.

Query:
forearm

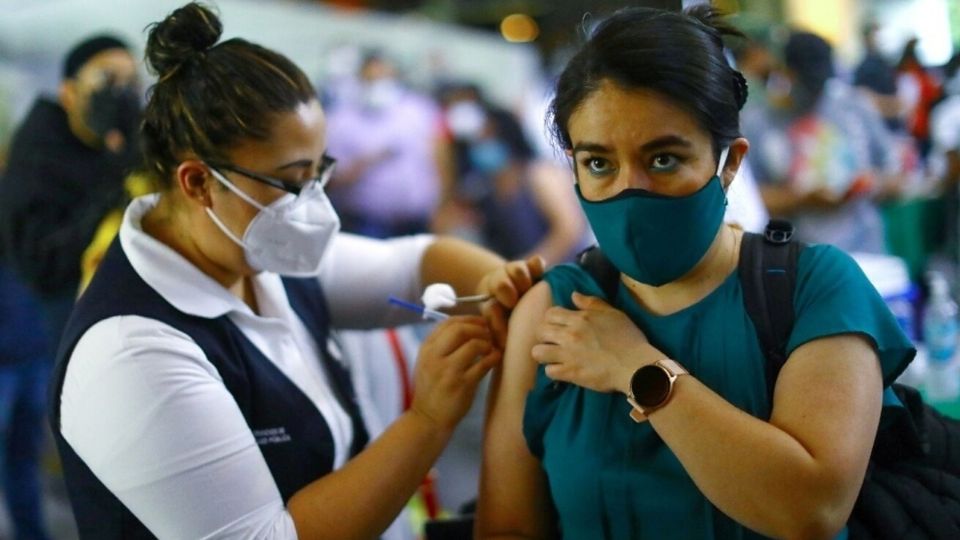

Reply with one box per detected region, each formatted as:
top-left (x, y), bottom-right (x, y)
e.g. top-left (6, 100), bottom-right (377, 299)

top-left (525, 226), bottom-right (580, 267)
top-left (420, 236), bottom-right (505, 298)
top-left (288, 410), bottom-right (451, 540)
top-left (647, 376), bottom-right (853, 539)
top-left (433, 138), bottom-right (458, 206)
top-left (526, 161), bottom-right (584, 266)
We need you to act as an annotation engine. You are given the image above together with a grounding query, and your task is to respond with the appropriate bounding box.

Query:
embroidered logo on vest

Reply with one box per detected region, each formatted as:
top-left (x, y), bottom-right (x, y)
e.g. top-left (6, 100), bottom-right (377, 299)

top-left (253, 427), bottom-right (292, 445)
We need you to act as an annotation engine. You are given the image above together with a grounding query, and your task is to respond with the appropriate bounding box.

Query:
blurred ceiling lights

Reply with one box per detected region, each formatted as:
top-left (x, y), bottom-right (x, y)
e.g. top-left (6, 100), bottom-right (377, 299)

top-left (500, 13), bottom-right (539, 42)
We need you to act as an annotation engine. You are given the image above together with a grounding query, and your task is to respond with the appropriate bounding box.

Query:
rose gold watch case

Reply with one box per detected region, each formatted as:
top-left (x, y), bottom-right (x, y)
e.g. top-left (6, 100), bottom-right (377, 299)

top-left (626, 359), bottom-right (688, 423)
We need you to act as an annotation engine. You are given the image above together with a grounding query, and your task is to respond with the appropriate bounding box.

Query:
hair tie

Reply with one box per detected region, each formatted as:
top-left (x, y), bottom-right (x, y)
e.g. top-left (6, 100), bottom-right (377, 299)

top-left (732, 70), bottom-right (749, 110)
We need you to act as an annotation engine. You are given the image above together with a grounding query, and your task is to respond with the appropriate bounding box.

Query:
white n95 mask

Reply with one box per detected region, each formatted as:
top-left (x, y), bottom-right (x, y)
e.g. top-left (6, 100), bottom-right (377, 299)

top-left (205, 167), bottom-right (340, 277)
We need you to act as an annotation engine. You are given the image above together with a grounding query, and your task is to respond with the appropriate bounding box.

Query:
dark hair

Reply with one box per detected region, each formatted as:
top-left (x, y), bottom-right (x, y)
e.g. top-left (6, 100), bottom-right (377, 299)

top-left (360, 48), bottom-right (388, 71)
top-left (63, 34), bottom-right (130, 79)
top-left (548, 5), bottom-right (746, 156)
top-left (141, 2), bottom-right (316, 186)
top-left (783, 31), bottom-right (834, 109)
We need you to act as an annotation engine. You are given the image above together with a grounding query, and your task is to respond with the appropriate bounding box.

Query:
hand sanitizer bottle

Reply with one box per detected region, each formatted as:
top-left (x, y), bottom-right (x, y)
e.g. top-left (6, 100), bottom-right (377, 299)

top-left (923, 271), bottom-right (960, 402)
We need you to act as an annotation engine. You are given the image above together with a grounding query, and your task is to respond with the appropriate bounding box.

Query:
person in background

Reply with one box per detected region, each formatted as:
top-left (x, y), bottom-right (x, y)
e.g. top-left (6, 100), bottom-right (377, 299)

top-left (437, 82), bottom-right (590, 266)
top-left (0, 37), bottom-right (140, 540)
top-left (931, 53), bottom-right (960, 191)
top-left (0, 64), bottom-right (30, 174)
top-left (730, 34), bottom-right (776, 110)
top-left (77, 171), bottom-right (157, 294)
top-left (897, 37), bottom-right (942, 162)
top-left (0, 34), bottom-right (141, 348)
top-left (854, 22), bottom-right (905, 132)
top-left (742, 30), bottom-right (897, 254)
top-left (323, 50), bottom-right (447, 238)
top-left (0, 265), bottom-right (51, 540)
top-left (478, 6), bottom-right (913, 539)
top-left (722, 38), bottom-right (771, 233)
top-left (50, 4), bottom-right (542, 539)
top-left (402, 83), bottom-right (591, 519)
top-left (929, 53), bottom-right (960, 264)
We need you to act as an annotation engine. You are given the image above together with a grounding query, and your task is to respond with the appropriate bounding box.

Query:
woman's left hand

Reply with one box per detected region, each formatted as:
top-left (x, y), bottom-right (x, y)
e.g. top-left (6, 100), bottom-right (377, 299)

top-left (477, 254), bottom-right (546, 348)
top-left (532, 291), bottom-right (666, 394)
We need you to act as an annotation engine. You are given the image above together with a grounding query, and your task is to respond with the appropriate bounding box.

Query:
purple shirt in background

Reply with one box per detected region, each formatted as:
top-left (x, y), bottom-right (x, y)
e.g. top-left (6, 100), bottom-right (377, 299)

top-left (325, 91), bottom-right (443, 227)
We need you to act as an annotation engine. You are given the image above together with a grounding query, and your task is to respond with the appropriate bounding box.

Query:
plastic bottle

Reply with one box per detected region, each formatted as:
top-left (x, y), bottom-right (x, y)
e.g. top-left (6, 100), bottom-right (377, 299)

top-left (922, 271), bottom-right (960, 402)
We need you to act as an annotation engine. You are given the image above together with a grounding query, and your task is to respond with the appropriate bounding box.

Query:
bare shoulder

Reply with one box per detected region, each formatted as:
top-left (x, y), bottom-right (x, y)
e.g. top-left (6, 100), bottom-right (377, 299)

top-left (501, 281), bottom-right (554, 393)
top-left (508, 280), bottom-right (554, 334)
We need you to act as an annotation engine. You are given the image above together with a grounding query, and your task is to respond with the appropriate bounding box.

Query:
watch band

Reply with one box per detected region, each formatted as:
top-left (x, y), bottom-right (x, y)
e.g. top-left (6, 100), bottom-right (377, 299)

top-left (626, 359), bottom-right (688, 423)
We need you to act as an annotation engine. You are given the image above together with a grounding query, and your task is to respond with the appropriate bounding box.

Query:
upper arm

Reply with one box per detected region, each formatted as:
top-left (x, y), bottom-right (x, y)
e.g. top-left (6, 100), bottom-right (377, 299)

top-left (768, 246), bottom-right (910, 503)
top-left (769, 334), bottom-right (883, 504)
top-left (477, 282), bottom-right (558, 539)
top-left (60, 316), bottom-right (297, 539)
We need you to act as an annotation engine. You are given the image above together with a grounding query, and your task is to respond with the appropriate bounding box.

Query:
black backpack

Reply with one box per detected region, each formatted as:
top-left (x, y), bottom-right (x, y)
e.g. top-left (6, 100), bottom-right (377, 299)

top-left (578, 220), bottom-right (960, 539)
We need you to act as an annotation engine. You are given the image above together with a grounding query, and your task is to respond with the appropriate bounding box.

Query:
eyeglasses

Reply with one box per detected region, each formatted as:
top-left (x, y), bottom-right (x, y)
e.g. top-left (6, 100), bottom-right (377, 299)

top-left (207, 154), bottom-right (336, 196)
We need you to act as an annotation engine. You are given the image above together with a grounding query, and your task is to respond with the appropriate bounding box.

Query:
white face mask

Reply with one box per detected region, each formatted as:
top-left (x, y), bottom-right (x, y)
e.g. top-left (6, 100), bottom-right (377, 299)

top-left (445, 100), bottom-right (486, 140)
top-left (361, 78), bottom-right (402, 111)
top-left (205, 167), bottom-right (340, 277)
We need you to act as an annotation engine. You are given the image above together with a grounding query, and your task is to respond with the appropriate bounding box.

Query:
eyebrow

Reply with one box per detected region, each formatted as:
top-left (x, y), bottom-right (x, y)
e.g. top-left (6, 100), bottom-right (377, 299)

top-left (572, 135), bottom-right (694, 155)
top-left (274, 159), bottom-right (315, 172)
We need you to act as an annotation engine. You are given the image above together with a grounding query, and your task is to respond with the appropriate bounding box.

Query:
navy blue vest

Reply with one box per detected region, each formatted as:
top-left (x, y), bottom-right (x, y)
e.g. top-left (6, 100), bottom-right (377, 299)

top-left (49, 239), bottom-right (370, 539)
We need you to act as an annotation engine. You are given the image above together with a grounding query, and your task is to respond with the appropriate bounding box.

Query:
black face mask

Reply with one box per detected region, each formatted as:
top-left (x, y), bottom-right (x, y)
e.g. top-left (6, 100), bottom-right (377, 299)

top-left (85, 82), bottom-right (141, 141)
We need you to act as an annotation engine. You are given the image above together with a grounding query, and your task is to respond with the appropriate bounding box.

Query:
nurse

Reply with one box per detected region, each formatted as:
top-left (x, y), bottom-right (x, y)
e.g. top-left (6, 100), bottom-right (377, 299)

top-left (50, 3), bottom-right (542, 539)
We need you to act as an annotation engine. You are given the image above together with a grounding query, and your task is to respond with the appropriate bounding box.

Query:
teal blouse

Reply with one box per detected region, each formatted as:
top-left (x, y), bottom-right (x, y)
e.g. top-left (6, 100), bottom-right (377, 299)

top-left (523, 244), bottom-right (915, 539)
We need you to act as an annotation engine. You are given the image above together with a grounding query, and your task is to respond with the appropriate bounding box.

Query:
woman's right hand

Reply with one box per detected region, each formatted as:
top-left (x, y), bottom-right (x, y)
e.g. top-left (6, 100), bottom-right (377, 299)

top-left (410, 316), bottom-right (501, 432)
top-left (533, 292), bottom-right (663, 394)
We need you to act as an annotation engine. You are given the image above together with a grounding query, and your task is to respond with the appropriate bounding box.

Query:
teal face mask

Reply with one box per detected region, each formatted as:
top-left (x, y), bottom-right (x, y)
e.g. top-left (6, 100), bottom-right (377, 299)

top-left (577, 149), bottom-right (729, 286)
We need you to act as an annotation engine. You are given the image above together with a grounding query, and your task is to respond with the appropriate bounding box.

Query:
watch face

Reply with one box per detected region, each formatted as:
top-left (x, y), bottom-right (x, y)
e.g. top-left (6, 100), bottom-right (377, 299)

top-left (631, 364), bottom-right (670, 408)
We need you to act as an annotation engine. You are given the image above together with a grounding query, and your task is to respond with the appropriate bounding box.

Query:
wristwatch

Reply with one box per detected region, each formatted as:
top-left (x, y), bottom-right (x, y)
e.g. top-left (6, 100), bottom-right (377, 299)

top-left (626, 359), bottom-right (688, 423)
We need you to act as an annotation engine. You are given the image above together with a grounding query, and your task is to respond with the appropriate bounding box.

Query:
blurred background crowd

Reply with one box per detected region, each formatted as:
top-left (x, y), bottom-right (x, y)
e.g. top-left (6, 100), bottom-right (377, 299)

top-left (1, 0), bottom-right (959, 538)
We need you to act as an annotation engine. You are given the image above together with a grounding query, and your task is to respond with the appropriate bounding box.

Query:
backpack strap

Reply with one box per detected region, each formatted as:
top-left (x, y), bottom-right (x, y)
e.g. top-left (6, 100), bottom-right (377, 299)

top-left (738, 220), bottom-right (805, 402)
top-left (576, 245), bottom-right (620, 301)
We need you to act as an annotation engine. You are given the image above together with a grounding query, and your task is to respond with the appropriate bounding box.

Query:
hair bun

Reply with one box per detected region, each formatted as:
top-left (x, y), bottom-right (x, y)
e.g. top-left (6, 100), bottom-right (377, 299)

top-left (145, 2), bottom-right (222, 79)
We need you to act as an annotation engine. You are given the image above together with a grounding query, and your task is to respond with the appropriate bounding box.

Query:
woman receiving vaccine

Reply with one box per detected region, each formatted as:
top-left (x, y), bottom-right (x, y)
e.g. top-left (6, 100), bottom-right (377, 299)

top-left (478, 6), bottom-right (914, 539)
